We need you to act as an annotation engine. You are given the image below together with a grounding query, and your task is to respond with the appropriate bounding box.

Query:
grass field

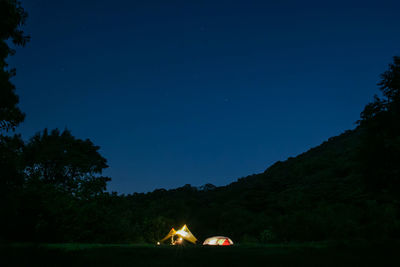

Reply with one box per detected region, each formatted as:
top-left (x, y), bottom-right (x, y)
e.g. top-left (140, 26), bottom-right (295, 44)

top-left (1, 241), bottom-right (399, 266)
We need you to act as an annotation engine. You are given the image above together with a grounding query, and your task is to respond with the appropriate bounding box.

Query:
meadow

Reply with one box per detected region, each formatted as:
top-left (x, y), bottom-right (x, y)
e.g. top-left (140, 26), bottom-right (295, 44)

top-left (1, 241), bottom-right (399, 267)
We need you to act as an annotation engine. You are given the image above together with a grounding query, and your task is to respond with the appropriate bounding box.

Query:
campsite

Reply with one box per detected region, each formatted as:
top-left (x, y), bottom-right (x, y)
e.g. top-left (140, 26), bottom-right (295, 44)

top-left (2, 0), bottom-right (400, 266)
top-left (3, 224), bottom-right (399, 266)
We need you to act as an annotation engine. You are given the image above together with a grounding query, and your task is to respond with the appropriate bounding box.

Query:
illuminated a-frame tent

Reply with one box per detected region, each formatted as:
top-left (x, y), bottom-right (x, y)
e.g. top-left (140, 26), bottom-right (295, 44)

top-left (160, 225), bottom-right (197, 244)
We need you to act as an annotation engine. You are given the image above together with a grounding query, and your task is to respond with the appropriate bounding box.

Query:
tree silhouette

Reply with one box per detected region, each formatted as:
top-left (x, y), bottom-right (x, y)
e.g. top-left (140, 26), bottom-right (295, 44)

top-left (0, 0), bottom-right (30, 131)
top-left (24, 129), bottom-right (110, 197)
top-left (360, 56), bottom-right (400, 121)
top-left (358, 56), bottom-right (400, 193)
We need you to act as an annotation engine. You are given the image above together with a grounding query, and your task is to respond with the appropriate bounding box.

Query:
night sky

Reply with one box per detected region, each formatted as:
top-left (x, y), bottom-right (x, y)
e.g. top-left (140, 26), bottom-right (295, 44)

top-left (9, 0), bottom-right (400, 193)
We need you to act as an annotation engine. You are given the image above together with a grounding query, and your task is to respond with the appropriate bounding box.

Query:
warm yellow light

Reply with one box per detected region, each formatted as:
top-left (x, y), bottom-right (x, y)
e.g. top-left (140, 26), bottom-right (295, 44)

top-left (157, 242), bottom-right (160, 245)
top-left (176, 230), bottom-right (189, 237)
top-left (160, 224), bottom-right (197, 245)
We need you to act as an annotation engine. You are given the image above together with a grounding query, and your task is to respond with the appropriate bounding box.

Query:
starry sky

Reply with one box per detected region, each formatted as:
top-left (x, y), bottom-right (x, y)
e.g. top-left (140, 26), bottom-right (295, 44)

top-left (9, 0), bottom-right (400, 193)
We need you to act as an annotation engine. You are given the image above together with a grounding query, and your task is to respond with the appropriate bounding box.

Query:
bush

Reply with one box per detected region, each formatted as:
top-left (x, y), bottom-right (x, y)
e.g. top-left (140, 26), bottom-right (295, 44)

top-left (260, 229), bottom-right (277, 243)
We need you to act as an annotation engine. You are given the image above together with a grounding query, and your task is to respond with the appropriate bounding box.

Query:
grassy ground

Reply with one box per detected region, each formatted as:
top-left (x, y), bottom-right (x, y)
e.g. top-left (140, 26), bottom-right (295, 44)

top-left (1, 241), bottom-right (399, 266)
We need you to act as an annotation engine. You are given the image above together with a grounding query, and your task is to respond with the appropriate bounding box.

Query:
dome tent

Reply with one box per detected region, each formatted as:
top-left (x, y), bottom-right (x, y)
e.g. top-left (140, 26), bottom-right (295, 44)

top-left (203, 236), bottom-right (234, 246)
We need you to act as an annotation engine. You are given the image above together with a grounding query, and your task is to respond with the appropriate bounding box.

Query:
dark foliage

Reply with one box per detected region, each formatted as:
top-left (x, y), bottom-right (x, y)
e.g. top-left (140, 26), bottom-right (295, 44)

top-left (24, 129), bottom-right (109, 197)
top-left (0, 0), bottom-right (29, 131)
top-left (0, 134), bottom-right (24, 241)
top-left (1, 129), bottom-right (112, 242)
top-left (358, 57), bottom-right (400, 194)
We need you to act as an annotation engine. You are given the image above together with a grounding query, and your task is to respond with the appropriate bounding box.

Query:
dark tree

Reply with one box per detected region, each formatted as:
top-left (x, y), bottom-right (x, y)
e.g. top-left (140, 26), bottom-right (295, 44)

top-left (0, 134), bottom-right (24, 192)
top-left (24, 129), bottom-right (111, 198)
top-left (0, 0), bottom-right (30, 131)
top-left (360, 56), bottom-right (400, 121)
top-left (0, 134), bottom-right (24, 240)
top-left (358, 56), bottom-right (400, 193)
top-left (7, 129), bottom-right (112, 242)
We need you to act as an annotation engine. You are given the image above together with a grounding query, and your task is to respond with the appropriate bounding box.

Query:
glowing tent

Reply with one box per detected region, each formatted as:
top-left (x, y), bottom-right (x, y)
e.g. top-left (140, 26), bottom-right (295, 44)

top-left (160, 224), bottom-right (197, 245)
top-left (203, 236), bottom-right (234, 246)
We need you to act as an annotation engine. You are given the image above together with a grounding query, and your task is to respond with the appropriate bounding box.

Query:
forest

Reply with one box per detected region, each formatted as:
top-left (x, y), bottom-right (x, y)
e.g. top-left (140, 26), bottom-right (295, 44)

top-left (1, 0), bottom-right (400, 246)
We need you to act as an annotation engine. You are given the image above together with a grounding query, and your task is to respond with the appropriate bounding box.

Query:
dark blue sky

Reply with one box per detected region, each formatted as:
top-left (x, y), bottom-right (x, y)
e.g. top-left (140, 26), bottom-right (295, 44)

top-left (9, 0), bottom-right (400, 193)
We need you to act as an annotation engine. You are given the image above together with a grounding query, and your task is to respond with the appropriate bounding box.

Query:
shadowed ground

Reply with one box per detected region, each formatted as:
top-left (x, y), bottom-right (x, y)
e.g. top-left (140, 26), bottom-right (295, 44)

top-left (1, 241), bottom-right (399, 266)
